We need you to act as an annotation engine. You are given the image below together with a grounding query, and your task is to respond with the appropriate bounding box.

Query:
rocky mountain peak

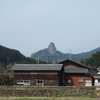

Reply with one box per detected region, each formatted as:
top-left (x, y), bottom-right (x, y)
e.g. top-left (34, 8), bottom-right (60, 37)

top-left (48, 42), bottom-right (57, 54)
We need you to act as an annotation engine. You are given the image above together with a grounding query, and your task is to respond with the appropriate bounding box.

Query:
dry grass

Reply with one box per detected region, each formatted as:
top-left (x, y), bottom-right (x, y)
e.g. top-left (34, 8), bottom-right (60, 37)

top-left (0, 97), bottom-right (100, 100)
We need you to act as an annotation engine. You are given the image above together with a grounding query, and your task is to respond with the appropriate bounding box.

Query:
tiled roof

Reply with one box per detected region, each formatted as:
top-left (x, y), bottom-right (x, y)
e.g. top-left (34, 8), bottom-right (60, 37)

top-left (93, 76), bottom-right (100, 79)
top-left (10, 64), bottom-right (63, 71)
top-left (57, 59), bottom-right (90, 68)
top-left (64, 67), bottom-right (89, 73)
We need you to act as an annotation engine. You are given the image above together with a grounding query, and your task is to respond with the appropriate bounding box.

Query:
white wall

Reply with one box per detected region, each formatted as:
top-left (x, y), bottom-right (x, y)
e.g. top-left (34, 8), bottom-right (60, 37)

top-left (94, 79), bottom-right (100, 86)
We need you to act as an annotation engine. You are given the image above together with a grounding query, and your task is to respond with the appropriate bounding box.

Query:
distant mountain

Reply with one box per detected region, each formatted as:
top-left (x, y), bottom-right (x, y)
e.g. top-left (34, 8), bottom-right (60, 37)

top-left (71, 47), bottom-right (100, 61)
top-left (30, 42), bottom-right (66, 63)
top-left (30, 42), bottom-right (100, 63)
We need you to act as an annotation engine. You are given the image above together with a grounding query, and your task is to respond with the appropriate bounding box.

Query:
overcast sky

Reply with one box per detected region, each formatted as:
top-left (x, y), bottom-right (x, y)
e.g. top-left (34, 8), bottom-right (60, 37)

top-left (0, 0), bottom-right (100, 57)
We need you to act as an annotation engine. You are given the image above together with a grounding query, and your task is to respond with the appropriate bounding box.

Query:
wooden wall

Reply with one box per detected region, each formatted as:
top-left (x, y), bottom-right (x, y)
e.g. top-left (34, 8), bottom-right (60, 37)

top-left (63, 62), bottom-right (84, 68)
top-left (14, 71), bottom-right (60, 86)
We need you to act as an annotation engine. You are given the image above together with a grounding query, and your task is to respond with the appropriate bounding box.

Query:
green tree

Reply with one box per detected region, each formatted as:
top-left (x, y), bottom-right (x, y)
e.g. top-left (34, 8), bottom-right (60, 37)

top-left (80, 51), bottom-right (100, 68)
top-left (1, 75), bottom-right (9, 85)
top-left (0, 45), bottom-right (48, 65)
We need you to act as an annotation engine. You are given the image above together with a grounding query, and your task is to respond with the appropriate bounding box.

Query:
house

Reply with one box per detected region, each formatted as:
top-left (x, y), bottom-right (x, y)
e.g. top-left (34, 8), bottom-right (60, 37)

top-left (11, 64), bottom-right (63, 86)
top-left (58, 59), bottom-right (93, 86)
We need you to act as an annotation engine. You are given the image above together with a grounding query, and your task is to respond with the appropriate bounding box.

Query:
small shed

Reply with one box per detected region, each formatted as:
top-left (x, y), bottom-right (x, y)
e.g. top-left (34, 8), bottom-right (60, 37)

top-left (93, 76), bottom-right (100, 86)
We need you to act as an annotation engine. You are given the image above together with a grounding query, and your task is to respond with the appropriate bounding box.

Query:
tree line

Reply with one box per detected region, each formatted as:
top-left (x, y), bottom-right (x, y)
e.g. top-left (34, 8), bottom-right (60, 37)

top-left (0, 45), bottom-right (49, 85)
top-left (80, 51), bottom-right (100, 68)
top-left (0, 45), bottom-right (48, 66)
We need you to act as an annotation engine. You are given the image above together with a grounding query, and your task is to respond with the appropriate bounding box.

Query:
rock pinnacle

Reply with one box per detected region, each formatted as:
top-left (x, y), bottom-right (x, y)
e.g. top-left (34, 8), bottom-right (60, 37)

top-left (48, 42), bottom-right (57, 54)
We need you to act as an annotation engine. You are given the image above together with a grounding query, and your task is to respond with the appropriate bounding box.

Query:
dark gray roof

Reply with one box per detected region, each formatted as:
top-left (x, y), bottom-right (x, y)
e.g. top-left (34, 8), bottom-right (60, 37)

top-left (64, 67), bottom-right (89, 73)
top-left (10, 64), bottom-right (63, 71)
top-left (93, 76), bottom-right (100, 79)
top-left (58, 59), bottom-right (90, 69)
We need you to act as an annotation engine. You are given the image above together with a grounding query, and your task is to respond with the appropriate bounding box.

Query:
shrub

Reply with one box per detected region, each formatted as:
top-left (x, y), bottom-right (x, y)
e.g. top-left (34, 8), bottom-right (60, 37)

top-left (1, 75), bottom-right (9, 85)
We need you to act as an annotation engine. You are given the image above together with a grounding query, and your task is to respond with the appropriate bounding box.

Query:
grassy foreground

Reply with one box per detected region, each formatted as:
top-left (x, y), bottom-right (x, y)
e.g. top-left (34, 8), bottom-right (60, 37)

top-left (0, 97), bottom-right (100, 100)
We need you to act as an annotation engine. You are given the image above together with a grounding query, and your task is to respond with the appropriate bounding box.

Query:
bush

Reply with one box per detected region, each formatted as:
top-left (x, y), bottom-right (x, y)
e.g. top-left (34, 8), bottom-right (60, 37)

top-left (1, 75), bottom-right (9, 85)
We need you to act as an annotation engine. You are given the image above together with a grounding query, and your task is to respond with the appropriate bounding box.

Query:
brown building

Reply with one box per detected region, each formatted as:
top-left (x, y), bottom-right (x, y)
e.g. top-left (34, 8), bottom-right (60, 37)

top-left (11, 64), bottom-right (63, 86)
top-left (58, 59), bottom-right (93, 86)
top-left (11, 59), bottom-right (94, 86)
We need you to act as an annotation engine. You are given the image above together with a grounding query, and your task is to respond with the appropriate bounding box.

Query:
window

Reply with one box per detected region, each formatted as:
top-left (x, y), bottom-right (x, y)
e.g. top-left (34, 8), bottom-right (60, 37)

top-left (17, 80), bottom-right (24, 84)
top-left (98, 79), bottom-right (100, 82)
top-left (95, 79), bottom-right (98, 82)
top-left (95, 79), bottom-right (100, 83)
top-left (86, 80), bottom-right (91, 82)
top-left (98, 72), bottom-right (100, 74)
top-left (68, 79), bottom-right (71, 83)
top-left (36, 79), bottom-right (44, 86)
top-left (17, 80), bottom-right (30, 85)
top-left (24, 80), bottom-right (30, 85)
top-left (78, 78), bottom-right (85, 82)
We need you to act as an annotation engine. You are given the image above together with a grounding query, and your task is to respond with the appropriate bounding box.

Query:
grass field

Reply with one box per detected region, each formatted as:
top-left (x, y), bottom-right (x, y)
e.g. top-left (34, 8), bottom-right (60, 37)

top-left (0, 96), bottom-right (100, 100)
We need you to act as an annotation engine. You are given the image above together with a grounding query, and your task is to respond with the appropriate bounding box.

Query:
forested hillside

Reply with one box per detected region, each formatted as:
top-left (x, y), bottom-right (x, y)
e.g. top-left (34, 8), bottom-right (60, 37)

top-left (0, 45), bottom-right (48, 85)
top-left (0, 45), bottom-right (34, 65)
top-left (0, 45), bottom-right (47, 77)
top-left (80, 51), bottom-right (100, 68)
top-left (0, 45), bottom-right (47, 65)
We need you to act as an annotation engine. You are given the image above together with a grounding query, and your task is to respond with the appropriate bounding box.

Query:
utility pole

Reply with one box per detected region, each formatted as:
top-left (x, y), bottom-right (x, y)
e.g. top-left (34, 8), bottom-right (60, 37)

top-left (69, 49), bottom-right (71, 59)
top-left (38, 56), bottom-right (39, 64)
top-left (48, 56), bottom-right (50, 63)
